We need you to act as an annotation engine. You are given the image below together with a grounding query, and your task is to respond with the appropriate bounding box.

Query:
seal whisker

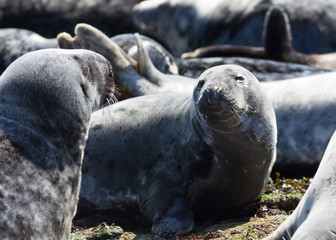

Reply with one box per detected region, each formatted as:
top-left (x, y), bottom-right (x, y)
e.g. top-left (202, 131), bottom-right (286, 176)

top-left (111, 94), bottom-right (119, 104)
top-left (230, 105), bottom-right (242, 120)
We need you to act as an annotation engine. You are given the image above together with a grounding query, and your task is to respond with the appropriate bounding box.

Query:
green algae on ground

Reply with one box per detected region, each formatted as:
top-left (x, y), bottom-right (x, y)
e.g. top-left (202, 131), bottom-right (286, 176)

top-left (71, 175), bottom-right (310, 240)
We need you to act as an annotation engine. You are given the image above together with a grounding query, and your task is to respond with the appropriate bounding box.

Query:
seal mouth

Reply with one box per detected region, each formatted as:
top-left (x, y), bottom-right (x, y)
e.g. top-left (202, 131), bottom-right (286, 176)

top-left (196, 85), bottom-right (249, 132)
top-left (199, 86), bottom-right (247, 114)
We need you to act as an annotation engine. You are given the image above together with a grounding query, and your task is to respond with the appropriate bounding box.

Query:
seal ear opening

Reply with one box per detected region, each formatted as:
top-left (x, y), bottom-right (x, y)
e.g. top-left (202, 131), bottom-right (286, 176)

top-left (263, 6), bottom-right (293, 60)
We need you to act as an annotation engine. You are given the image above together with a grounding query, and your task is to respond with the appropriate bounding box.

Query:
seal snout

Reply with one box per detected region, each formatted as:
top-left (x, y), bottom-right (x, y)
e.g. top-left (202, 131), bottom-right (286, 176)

top-left (200, 85), bottom-right (235, 108)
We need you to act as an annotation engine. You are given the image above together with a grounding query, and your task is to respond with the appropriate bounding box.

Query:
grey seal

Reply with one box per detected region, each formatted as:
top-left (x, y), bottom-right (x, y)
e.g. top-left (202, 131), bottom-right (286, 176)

top-left (0, 0), bottom-right (141, 37)
top-left (264, 131), bottom-right (336, 239)
top-left (80, 64), bottom-right (277, 237)
top-left (0, 49), bottom-right (115, 239)
top-left (262, 73), bottom-right (336, 175)
top-left (133, 0), bottom-right (336, 56)
top-left (0, 28), bottom-right (58, 74)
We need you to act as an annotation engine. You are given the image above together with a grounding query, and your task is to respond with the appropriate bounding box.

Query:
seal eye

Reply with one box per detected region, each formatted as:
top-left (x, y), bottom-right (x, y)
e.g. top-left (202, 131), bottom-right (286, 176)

top-left (196, 80), bottom-right (205, 89)
top-left (235, 75), bottom-right (245, 83)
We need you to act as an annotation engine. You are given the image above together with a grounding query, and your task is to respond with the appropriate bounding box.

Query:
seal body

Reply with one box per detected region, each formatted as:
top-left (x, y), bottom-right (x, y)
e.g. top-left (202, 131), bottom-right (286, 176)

top-left (0, 49), bottom-right (115, 239)
top-left (0, 0), bottom-right (141, 37)
top-left (262, 72), bottom-right (336, 175)
top-left (178, 57), bottom-right (330, 82)
top-left (133, 0), bottom-right (336, 56)
top-left (80, 65), bottom-right (276, 237)
top-left (264, 131), bottom-right (336, 239)
top-left (0, 28), bottom-right (58, 74)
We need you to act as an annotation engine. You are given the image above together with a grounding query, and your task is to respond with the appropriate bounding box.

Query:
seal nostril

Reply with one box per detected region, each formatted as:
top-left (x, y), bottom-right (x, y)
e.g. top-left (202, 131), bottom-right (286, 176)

top-left (196, 79), bottom-right (205, 89)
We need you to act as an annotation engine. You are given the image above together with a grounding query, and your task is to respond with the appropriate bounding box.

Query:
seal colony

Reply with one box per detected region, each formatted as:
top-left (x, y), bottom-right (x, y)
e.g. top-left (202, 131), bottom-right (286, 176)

top-left (58, 24), bottom-right (336, 174)
top-left (0, 49), bottom-right (115, 239)
top-left (264, 131), bottom-right (336, 239)
top-left (57, 23), bottom-right (330, 88)
top-left (133, 0), bottom-right (336, 56)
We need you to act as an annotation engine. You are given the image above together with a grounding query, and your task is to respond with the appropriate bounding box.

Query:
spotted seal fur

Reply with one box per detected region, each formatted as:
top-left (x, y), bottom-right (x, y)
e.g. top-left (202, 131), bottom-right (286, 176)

top-left (0, 49), bottom-right (115, 239)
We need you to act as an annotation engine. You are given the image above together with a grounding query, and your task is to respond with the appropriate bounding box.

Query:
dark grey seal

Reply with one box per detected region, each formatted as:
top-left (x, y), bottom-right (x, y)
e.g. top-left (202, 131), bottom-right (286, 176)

top-left (0, 49), bottom-right (115, 239)
top-left (264, 130), bottom-right (336, 239)
top-left (80, 64), bottom-right (277, 238)
top-left (182, 6), bottom-right (336, 70)
top-left (0, 0), bottom-right (142, 37)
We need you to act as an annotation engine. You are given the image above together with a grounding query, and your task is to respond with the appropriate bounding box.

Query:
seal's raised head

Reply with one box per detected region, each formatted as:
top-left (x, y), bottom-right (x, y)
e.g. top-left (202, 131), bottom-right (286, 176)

top-left (194, 65), bottom-right (275, 138)
top-left (191, 65), bottom-right (276, 218)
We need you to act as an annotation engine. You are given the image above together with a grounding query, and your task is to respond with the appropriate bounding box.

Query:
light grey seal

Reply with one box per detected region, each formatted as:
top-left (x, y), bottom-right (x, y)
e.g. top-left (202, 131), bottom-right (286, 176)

top-left (79, 64), bottom-right (277, 238)
top-left (261, 73), bottom-right (336, 175)
top-left (263, 130), bottom-right (336, 239)
top-left (0, 49), bottom-right (115, 240)
top-left (0, 28), bottom-right (58, 74)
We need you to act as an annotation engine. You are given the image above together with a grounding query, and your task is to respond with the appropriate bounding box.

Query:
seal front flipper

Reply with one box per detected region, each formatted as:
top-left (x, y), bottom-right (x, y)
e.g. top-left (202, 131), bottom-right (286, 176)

top-left (152, 197), bottom-right (194, 238)
top-left (139, 182), bottom-right (194, 238)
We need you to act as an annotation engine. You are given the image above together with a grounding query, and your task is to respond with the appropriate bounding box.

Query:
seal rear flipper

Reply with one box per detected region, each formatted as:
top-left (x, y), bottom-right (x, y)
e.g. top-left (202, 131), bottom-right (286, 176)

top-left (134, 32), bottom-right (166, 86)
top-left (263, 6), bottom-right (293, 61)
top-left (151, 197), bottom-right (194, 238)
